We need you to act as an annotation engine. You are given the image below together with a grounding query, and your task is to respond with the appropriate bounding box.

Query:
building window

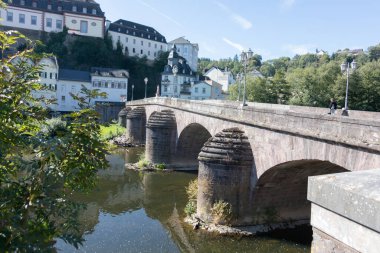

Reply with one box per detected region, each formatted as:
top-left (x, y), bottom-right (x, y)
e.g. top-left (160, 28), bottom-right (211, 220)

top-left (155, 44), bottom-right (157, 49)
top-left (80, 21), bottom-right (88, 33)
top-left (50, 73), bottom-right (52, 79)
top-left (92, 9), bottom-right (97, 15)
top-left (141, 41), bottom-right (143, 46)
top-left (83, 7), bottom-right (87, 13)
top-left (30, 15), bottom-right (36, 25)
top-left (160, 45), bottom-right (163, 50)
top-left (111, 82), bottom-right (115, 88)
top-left (58, 6), bottom-right (62, 11)
top-left (62, 96), bottom-right (65, 102)
top-left (7, 11), bottom-right (13, 22)
top-left (195, 87), bottom-right (198, 93)
top-left (174, 86), bottom-right (177, 93)
top-left (140, 49), bottom-right (143, 54)
top-left (202, 88), bottom-right (206, 94)
top-left (55, 73), bottom-right (58, 79)
top-left (20, 0), bottom-right (25, 5)
top-left (133, 31), bottom-right (136, 35)
top-left (105, 81), bottom-right (108, 88)
top-left (72, 5), bottom-right (77, 12)
top-left (133, 39), bottom-right (136, 44)
top-left (56, 20), bottom-right (62, 29)
top-left (164, 86), bottom-right (167, 92)
top-left (47, 4), bottom-right (52, 10)
top-left (19, 14), bottom-right (25, 24)
top-left (118, 82), bottom-right (122, 89)
top-left (154, 52), bottom-right (157, 57)
top-left (125, 37), bottom-right (128, 42)
top-left (46, 18), bottom-right (52, 28)
top-left (148, 42), bottom-right (151, 47)
top-left (32, 1), bottom-right (37, 7)
top-left (133, 48), bottom-right (135, 53)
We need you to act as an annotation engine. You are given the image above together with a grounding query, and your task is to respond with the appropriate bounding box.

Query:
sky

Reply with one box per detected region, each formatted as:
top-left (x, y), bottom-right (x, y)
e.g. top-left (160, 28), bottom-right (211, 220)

top-left (96, 0), bottom-right (380, 61)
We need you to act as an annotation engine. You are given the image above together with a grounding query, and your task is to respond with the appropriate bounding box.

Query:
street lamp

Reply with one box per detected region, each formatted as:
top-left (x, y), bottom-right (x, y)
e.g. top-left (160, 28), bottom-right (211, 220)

top-left (144, 77), bottom-right (148, 99)
top-left (236, 73), bottom-right (242, 101)
top-left (240, 48), bottom-right (253, 106)
top-left (131, 84), bottom-right (134, 101)
top-left (340, 60), bottom-right (357, 116)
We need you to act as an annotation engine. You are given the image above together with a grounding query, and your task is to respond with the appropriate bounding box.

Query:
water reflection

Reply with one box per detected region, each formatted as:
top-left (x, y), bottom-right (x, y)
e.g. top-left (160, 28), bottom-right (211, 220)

top-left (56, 148), bottom-right (310, 253)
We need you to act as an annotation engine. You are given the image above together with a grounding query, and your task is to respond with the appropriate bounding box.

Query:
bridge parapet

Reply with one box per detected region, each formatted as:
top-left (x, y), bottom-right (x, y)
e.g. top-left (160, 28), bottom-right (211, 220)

top-left (308, 169), bottom-right (380, 253)
top-left (127, 98), bottom-right (380, 152)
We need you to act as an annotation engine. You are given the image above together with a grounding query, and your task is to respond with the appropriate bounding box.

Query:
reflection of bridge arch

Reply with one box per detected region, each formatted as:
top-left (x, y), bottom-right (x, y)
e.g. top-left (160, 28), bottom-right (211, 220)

top-left (251, 160), bottom-right (348, 224)
top-left (176, 123), bottom-right (211, 164)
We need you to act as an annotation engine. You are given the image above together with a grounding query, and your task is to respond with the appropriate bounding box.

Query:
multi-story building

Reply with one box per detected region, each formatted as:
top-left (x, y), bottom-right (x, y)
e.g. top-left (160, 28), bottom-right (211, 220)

top-left (167, 37), bottom-right (199, 72)
top-left (107, 19), bottom-right (167, 60)
top-left (161, 45), bottom-right (222, 100)
top-left (161, 45), bottom-right (197, 98)
top-left (0, 0), bottom-right (105, 38)
top-left (204, 66), bottom-right (235, 92)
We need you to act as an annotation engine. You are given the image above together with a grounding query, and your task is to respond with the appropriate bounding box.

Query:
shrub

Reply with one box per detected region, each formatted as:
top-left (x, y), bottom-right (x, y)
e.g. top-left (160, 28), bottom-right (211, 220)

top-left (184, 179), bottom-right (198, 217)
top-left (184, 200), bottom-right (197, 216)
top-left (137, 153), bottom-right (149, 169)
top-left (155, 163), bottom-right (166, 170)
top-left (211, 200), bottom-right (232, 225)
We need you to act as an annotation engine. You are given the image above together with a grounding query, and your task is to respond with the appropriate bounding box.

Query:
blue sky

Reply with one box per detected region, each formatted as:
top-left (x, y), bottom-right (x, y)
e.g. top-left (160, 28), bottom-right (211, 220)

top-left (97, 0), bottom-right (380, 60)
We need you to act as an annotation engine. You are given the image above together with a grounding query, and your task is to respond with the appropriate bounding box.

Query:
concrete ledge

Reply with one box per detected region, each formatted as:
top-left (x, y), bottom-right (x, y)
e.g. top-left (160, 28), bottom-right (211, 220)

top-left (308, 169), bottom-right (380, 233)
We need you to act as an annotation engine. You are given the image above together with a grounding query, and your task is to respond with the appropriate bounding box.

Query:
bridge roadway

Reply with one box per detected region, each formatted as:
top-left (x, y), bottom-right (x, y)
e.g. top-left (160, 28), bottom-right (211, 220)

top-left (125, 97), bottom-right (380, 226)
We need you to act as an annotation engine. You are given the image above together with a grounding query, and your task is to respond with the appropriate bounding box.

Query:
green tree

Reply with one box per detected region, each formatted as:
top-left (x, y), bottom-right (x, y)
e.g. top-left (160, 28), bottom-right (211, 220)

top-left (0, 29), bottom-right (108, 251)
top-left (368, 43), bottom-right (380, 61)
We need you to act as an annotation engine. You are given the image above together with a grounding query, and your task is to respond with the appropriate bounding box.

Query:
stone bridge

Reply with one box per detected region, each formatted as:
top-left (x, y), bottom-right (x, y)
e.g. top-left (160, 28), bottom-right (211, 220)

top-left (122, 97), bottom-right (380, 227)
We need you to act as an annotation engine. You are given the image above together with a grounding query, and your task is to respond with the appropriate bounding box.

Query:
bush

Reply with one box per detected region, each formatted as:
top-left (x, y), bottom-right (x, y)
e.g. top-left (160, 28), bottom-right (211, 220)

top-left (137, 153), bottom-right (149, 169)
top-left (155, 163), bottom-right (166, 170)
top-left (184, 179), bottom-right (198, 217)
top-left (211, 200), bottom-right (232, 225)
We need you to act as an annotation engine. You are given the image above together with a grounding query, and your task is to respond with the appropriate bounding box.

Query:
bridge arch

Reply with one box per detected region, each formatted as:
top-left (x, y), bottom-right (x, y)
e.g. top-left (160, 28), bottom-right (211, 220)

top-left (250, 159), bottom-right (348, 224)
top-left (176, 123), bottom-right (212, 165)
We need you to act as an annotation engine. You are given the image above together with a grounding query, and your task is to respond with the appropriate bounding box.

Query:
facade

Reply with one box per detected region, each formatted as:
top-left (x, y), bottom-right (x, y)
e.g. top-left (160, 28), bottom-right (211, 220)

top-left (161, 45), bottom-right (197, 98)
top-left (161, 46), bottom-right (222, 100)
top-left (37, 57), bottom-right (59, 111)
top-left (0, 0), bottom-right (105, 38)
top-left (204, 67), bottom-right (235, 92)
top-left (107, 19), bottom-right (167, 60)
top-left (167, 37), bottom-right (199, 72)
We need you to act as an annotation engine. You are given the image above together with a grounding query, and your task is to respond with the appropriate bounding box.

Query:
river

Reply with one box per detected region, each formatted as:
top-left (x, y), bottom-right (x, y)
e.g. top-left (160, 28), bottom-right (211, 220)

top-left (55, 148), bottom-right (310, 253)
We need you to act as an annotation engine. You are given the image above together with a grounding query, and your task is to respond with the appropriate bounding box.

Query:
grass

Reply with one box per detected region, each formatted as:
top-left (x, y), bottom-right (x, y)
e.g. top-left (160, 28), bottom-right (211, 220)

top-left (137, 153), bottom-right (149, 169)
top-left (100, 124), bottom-right (125, 140)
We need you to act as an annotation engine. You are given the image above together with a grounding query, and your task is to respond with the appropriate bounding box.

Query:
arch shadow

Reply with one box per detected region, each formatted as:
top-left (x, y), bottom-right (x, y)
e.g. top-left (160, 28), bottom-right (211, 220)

top-left (250, 160), bottom-right (348, 225)
top-left (175, 123), bottom-right (212, 168)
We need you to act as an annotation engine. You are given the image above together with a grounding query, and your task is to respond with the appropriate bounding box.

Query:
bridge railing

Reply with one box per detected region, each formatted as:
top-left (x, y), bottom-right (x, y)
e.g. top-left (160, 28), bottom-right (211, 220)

top-left (127, 97), bottom-right (380, 152)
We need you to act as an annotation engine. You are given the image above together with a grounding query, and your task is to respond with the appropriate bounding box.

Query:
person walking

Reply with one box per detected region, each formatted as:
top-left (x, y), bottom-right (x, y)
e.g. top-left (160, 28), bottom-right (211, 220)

top-left (329, 98), bottom-right (337, 115)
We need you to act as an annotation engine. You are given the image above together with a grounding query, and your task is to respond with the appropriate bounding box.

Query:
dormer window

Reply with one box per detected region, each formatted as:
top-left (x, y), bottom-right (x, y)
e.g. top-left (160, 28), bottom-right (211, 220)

top-left (47, 4), bottom-right (52, 10)
top-left (92, 9), bottom-right (97, 15)
top-left (141, 33), bottom-right (143, 37)
top-left (72, 5), bottom-right (77, 12)
top-left (119, 22), bottom-right (122, 25)
top-left (146, 28), bottom-right (149, 32)
top-left (126, 30), bottom-right (129, 33)
top-left (32, 1), bottom-right (37, 7)
top-left (20, 0), bottom-right (25, 5)
top-left (133, 25), bottom-right (136, 28)
top-left (133, 31), bottom-right (135, 35)
top-left (148, 35), bottom-right (150, 39)
top-left (118, 28), bottom-right (121, 32)
top-left (155, 37), bottom-right (157, 40)
top-left (83, 7), bottom-right (87, 13)
top-left (58, 6), bottom-right (62, 11)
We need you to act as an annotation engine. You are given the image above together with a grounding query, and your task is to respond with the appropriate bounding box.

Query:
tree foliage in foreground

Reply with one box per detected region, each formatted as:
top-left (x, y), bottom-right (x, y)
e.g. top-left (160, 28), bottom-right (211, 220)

top-left (0, 30), bottom-right (108, 251)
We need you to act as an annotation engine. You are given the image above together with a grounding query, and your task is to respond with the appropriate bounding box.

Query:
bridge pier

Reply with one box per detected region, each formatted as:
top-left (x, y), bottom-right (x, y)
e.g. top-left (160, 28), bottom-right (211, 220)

top-left (308, 169), bottom-right (380, 253)
top-left (126, 107), bottom-right (146, 145)
top-left (197, 128), bottom-right (253, 225)
top-left (118, 107), bottom-right (131, 127)
top-left (145, 110), bottom-right (177, 164)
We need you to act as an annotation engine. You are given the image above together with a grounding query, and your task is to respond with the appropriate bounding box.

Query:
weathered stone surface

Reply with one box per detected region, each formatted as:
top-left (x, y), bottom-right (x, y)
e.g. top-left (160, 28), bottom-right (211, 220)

top-left (308, 169), bottom-right (380, 233)
top-left (118, 107), bottom-right (131, 127)
top-left (311, 228), bottom-right (359, 253)
top-left (309, 169), bottom-right (380, 253)
top-left (197, 128), bottom-right (253, 225)
top-left (145, 110), bottom-right (177, 164)
top-left (126, 107), bottom-right (146, 145)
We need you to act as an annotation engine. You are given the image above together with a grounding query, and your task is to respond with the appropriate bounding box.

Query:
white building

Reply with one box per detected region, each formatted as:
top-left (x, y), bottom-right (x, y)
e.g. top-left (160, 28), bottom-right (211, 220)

top-left (167, 37), bottom-right (198, 72)
top-left (107, 19), bottom-right (167, 60)
top-left (0, 0), bottom-right (105, 38)
top-left (161, 45), bottom-right (197, 98)
top-left (161, 46), bottom-right (222, 100)
top-left (37, 57), bottom-right (59, 111)
top-left (204, 67), bottom-right (235, 92)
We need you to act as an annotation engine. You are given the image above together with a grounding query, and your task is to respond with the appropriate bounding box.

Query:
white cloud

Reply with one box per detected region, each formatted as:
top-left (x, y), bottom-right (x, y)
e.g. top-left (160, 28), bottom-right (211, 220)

top-left (283, 44), bottom-right (316, 55)
top-left (223, 38), bottom-right (245, 52)
top-left (215, 1), bottom-right (252, 30)
top-left (281, 0), bottom-right (296, 8)
top-left (138, 0), bottom-right (183, 28)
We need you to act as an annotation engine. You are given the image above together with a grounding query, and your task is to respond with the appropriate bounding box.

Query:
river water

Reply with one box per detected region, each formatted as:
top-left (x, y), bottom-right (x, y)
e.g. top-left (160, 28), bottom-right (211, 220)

top-left (55, 148), bottom-right (310, 253)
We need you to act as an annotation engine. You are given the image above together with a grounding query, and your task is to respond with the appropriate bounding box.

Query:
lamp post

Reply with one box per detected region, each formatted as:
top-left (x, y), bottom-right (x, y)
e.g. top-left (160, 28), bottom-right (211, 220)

top-left (131, 84), bottom-right (134, 101)
top-left (240, 48), bottom-right (253, 106)
top-left (144, 77), bottom-right (148, 99)
top-left (236, 73), bottom-right (242, 101)
top-left (340, 60), bottom-right (357, 116)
